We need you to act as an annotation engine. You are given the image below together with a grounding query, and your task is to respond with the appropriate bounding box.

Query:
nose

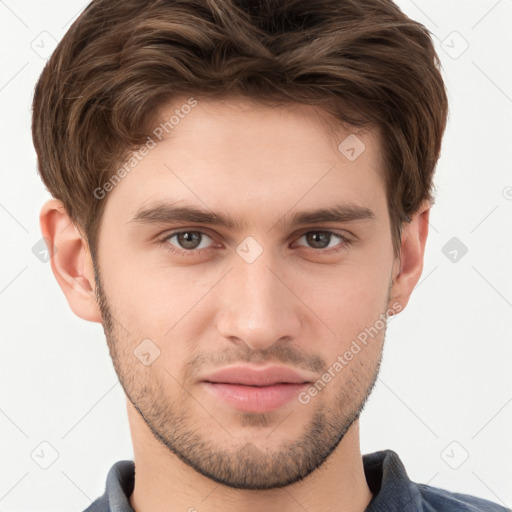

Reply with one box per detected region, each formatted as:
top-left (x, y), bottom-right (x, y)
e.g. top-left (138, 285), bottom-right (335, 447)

top-left (215, 248), bottom-right (303, 352)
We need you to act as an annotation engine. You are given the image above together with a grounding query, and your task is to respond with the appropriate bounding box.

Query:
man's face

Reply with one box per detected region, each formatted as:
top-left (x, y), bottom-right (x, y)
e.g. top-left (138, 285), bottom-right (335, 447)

top-left (93, 97), bottom-right (399, 489)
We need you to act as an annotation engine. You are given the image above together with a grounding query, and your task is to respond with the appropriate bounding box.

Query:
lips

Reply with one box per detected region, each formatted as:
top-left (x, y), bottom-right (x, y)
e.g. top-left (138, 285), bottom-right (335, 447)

top-left (200, 365), bottom-right (314, 413)
top-left (201, 365), bottom-right (313, 387)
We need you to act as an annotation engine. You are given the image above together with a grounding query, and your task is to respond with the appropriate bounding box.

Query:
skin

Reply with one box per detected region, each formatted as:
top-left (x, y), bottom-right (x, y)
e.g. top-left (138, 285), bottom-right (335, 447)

top-left (40, 97), bottom-right (429, 512)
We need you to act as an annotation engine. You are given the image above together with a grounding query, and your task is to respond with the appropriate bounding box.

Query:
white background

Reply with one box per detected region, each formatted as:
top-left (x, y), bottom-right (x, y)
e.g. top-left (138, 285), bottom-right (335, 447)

top-left (0, 0), bottom-right (511, 510)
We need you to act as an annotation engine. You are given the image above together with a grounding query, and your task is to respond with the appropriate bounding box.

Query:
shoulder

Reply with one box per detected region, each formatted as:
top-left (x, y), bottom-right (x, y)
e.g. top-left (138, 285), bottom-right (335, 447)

top-left (80, 460), bottom-right (135, 512)
top-left (363, 449), bottom-right (510, 512)
top-left (417, 483), bottom-right (511, 512)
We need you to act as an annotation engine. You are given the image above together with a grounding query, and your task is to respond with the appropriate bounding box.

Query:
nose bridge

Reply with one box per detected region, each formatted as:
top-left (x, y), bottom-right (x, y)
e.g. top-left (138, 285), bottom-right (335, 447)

top-left (216, 245), bottom-right (301, 350)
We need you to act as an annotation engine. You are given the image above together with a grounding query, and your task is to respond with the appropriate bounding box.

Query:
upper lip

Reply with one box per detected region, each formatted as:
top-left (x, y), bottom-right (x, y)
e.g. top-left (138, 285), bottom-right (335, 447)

top-left (201, 365), bottom-right (314, 387)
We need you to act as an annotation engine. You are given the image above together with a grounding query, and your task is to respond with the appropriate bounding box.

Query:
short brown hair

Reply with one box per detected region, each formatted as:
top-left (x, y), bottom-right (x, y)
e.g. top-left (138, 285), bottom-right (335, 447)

top-left (32, 0), bottom-right (448, 259)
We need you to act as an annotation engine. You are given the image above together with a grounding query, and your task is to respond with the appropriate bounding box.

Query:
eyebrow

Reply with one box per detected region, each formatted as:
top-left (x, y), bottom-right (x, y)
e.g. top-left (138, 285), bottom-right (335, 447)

top-left (128, 201), bottom-right (375, 231)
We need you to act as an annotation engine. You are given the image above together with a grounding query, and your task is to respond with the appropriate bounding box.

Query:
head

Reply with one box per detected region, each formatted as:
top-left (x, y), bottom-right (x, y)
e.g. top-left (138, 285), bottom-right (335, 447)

top-left (33, 0), bottom-right (448, 490)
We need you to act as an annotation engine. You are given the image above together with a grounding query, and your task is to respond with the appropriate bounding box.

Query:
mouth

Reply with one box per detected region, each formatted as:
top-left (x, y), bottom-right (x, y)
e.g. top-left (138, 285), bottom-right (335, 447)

top-left (199, 365), bottom-right (314, 413)
top-left (201, 381), bottom-right (310, 413)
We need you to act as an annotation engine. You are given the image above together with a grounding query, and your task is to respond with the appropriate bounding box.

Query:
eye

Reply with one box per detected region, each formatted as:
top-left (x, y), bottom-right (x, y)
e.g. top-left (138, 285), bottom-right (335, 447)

top-left (294, 231), bottom-right (351, 252)
top-left (161, 230), bottom-right (214, 254)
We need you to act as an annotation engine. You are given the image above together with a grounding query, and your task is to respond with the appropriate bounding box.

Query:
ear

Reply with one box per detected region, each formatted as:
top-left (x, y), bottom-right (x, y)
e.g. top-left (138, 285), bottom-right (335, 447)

top-left (389, 200), bottom-right (430, 313)
top-left (39, 198), bottom-right (102, 323)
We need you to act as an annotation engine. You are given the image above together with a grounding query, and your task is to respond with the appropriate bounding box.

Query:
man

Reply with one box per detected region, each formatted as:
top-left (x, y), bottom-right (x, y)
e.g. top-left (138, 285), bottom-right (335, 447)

top-left (31, 0), bottom-right (508, 510)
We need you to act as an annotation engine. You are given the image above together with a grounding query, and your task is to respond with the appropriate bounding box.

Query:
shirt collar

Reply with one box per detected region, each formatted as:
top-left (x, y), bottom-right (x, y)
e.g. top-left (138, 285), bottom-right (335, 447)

top-left (363, 449), bottom-right (419, 510)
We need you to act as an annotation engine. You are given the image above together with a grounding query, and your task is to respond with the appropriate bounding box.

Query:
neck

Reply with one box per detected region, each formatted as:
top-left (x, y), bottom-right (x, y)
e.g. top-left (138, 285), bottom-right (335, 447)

top-left (127, 401), bottom-right (372, 512)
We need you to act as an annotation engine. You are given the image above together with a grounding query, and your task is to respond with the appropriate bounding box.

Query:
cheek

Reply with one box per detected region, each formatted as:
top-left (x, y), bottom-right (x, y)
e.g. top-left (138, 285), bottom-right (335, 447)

top-left (300, 259), bottom-right (391, 337)
top-left (101, 244), bottom-right (207, 319)
top-left (100, 257), bottom-right (219, 371)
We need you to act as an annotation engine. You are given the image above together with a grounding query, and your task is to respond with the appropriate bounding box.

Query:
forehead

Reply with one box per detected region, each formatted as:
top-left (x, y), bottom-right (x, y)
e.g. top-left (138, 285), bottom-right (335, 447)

top-left (102, 96), bottom-right (387, 226)
top-left (153, 95), bottom-right (379, 154)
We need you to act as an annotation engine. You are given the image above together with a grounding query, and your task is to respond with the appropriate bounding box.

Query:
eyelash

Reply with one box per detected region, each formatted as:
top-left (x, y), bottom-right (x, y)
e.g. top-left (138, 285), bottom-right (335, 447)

top-left (157, 229), bottom-right (353, 257)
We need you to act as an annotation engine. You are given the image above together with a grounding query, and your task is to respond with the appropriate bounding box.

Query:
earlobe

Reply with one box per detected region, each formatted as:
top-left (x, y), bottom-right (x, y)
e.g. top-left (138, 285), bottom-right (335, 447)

top-left (39, 199), bottom-right (102, 323)
top-left (389, 200), bottom-right (431, 313)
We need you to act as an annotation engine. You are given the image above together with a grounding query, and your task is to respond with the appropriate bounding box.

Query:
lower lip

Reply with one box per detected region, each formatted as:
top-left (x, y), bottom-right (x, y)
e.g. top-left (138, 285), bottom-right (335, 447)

top-left (202, 382), bottom-right (309, 413)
